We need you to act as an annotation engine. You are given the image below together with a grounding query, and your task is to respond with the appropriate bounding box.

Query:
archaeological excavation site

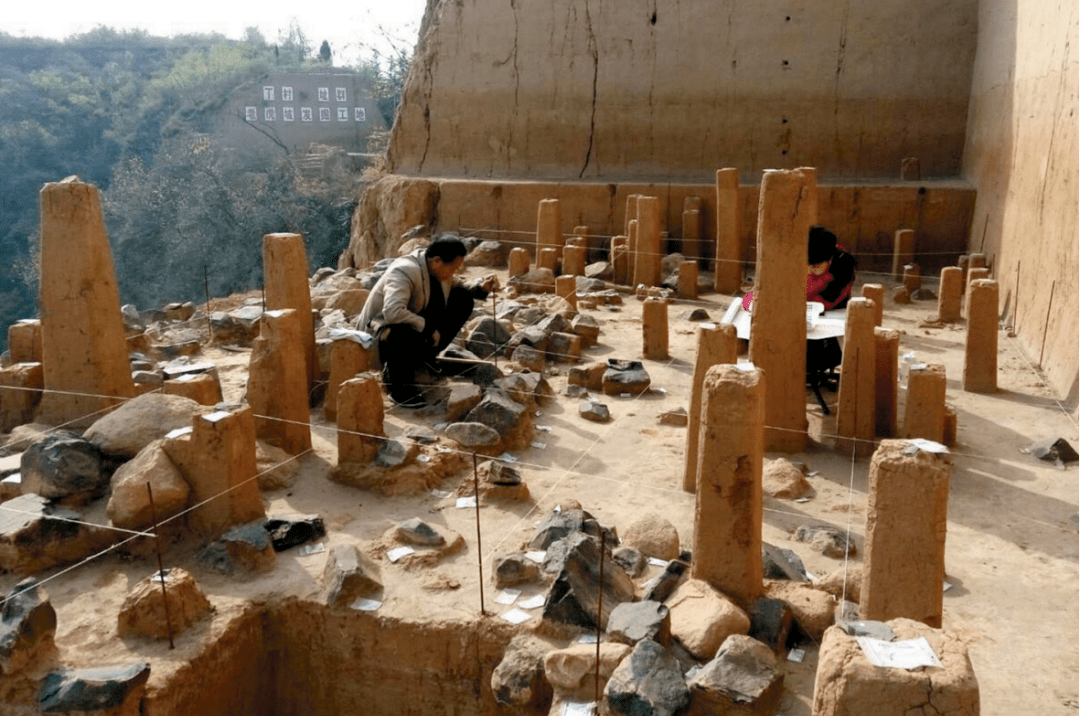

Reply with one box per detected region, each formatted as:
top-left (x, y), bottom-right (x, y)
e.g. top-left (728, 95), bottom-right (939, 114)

top-left (0, 1), bottom-right (1077, 715)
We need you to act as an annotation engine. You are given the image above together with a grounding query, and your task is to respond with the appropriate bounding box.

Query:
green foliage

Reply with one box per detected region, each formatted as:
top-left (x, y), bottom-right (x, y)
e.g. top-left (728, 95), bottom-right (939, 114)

top-left (319, 40), bottom-right (332, 64)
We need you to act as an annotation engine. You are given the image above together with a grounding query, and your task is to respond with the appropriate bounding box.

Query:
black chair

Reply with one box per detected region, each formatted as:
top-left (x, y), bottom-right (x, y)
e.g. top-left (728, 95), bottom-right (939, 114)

top-left (807, 336), bottom-right (842, 414)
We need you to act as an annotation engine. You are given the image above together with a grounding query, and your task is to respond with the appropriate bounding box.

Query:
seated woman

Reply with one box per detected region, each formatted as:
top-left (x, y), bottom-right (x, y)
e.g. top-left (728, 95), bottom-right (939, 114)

top-left (806, 225), bottom-right (855, 309)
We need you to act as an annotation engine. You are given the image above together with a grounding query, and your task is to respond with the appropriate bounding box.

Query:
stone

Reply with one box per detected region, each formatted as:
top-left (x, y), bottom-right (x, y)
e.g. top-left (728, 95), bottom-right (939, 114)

top-left (666, 579), bottom-right (751, 660)
top-left (323, 544), bottom-right (383, 607)
top-left (196, 521), bottom-right (277, 576)
top-left (570, 314), bottom-right (601, 347)
top-left (585, 261), bottom-right (614, 280)
top-left (264, 514), bottom-right (326, 551)
top-left (83, 393), bottom-right (206, 461)
top-left (761, 543), bottom-right (810, 582)
top-left (623, 513), bottom-right (681, 561)
top-left (494, 553), bottom-right (542, 588)
top-left (546, 332), bottom-right (582, 363)
top-left (107, 440), bottom-right (190, 531)
top-left (464, 240), bottom-right (505, 267)
top-left (0, 578), bottom-right (56, 675)
top-left (747, 597), bottom-right (794, 654)
top-left (658, 407), bottom-right (688, 427)
top-left (464, 390), bottom-right (527, 436)
top-left (395, 517), bottom-right (446, 546)
top-left (404, 426), bottom-right (437, 444)
top-left (605, 638), bottom-right (690, 716)
top-left (568, 362), bottom-right (607, 391)
top-left (510, 268), bottom-right (556, 293)
top-left (163, 372), bottom-right (222, 407)
top-left (812, 618), bottom-right (980, 716)
top-left (762, 458), bottom-right (812, 499)
top-left (511, 344), bottom-right (545, 371)
top-left (210, 307), bottom-right (263, 345)
top-left (443, 383), bottom-right (482, 422)
top-left (491, 634), bottom-right (554, 712)
top-left (256, 441), bottom-right (300, 491)
top-left (39, 662), bottom-right (151, 714)
top-left (793, 524), bottom-right (856, 558)
top-left (8, 320), bottom-right (43, 364)
top-left (641, 557), bottom-right (690, 603)
top-left (445, 422), bottom-right (501, 448)
top-left (0, 362), bottom-right (43, 432)
top-left (579, 399), bottom-right (611, 422)
top-left (466, 316), bottom-right (514, 358)
top-left (543, 532), bottom-right (635, 629)
top-left (534, 313), bottom-right (572, 337)
top-left (375, 439), bottom-right (412, 468)
top-left (685, 308), bottom-right (711, 321)
top-left (1028, 437), bottom-right (1080, 465)
top-left (816, 566), bottom-right (864, 605)
top-left (606, 601), bottom-right (671, 646)
top-left (602, 359), bottom-right (652, 395)
top-left (892, 285), bottom-right (912, 304)
top-left (517, 371), bottom-right (554, 404)
top-left (612, 546), bottom-right (646, 577)
top-left (763, 580), bottom-right (837, 642)
top-left (479, 460), bottom-right (522, 486)
top-left (565, 384), bottom-right (589, 398)
top-left (544, 642), bottom-right (631, 696)
top-left (20, 431), bottom-right (106, 502)
top-left (116, 568), bottom-right (211, 640)
top-left (687, 635), bottom-right (783, 715)
top-left (531, 507), bottom-right (609, 549)
top-left (575, 276), bottom-right (608, 293)
top-left (0, 494), bottom-right (118, 574)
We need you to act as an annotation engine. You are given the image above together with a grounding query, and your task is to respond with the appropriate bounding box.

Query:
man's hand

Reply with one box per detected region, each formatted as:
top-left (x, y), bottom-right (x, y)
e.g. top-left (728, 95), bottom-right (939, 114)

top-left (480, 275), bottom-right (500, 293)
top-left (431, 329), bottom-right (441, 347)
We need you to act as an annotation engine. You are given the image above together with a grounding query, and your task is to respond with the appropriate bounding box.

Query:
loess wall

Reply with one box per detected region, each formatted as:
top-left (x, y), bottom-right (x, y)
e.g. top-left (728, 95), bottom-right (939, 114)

top-left (962, 0), bottom-right (1079, 404)
top-left (389, 0), bottom-right (978, 182)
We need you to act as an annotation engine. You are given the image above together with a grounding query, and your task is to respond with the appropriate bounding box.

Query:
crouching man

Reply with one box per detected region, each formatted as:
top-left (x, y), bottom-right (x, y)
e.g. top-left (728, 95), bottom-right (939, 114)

top-left (356, 236), bottom-right (498, 407)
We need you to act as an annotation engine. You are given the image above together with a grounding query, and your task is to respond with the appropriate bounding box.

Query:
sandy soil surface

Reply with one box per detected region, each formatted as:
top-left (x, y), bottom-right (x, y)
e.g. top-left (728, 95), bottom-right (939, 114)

top-left (1, 265), bottom-right (1076, 715)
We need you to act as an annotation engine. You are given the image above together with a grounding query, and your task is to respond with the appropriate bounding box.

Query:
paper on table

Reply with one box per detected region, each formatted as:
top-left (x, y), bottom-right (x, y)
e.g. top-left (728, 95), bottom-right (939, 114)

top-left (386, 546), bottom-right (415, 563)
top-left (501, 608), bottom-right (531, 624)
top-left (856, 637), bottom-right (943, 669)
top-left (495, 588), bottom-right (522, 605)
top-left (518, 594), bottom-right (546, 610)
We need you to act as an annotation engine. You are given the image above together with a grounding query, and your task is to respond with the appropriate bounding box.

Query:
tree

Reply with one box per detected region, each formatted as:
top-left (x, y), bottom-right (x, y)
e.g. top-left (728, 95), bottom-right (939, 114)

top-left (319, 40), bottom-right (332, 64)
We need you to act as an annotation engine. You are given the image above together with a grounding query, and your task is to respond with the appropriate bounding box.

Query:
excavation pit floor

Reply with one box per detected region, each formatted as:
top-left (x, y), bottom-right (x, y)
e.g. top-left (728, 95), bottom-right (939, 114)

top-left (1, 267), bottom-right (1076, 716)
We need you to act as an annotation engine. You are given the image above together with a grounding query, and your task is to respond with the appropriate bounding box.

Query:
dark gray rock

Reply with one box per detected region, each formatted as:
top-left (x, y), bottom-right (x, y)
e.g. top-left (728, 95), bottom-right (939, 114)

top-left (464, 390), bottom-right (527, 437)
top-left (446, 383), bottom-right (483, 422)
top-left (747, 597), bottom-right (793, 653)
top-left (196, 522), bottom-right (276, 575)
top-left (403, 426), bottom-right (437, 444)
top-left (0, 578), bottom-right (56, 674)
top-left (542, 532), bottom-right (635, 629)
top-left (565, 384), bottom-right (589, 398)
top-left (575, 276), bottom-right (608, 293)
top-left (482, 461), bottom-right (522, 486)
top-left (607, 601), bottom-right (670, 646)
top-left (911, 288), bottom-right (938, 301)
top-left (509, 325), bottom-right (550, 352)
top-left (494, 553), bottom-right (542, 588)
top-left (838, 619), bottom-right (895, 641)
top-left (685, 308), bottom-right (711, 321)
top-left (604, 639), bottom-right (690, 716)
top-left (1029, 437), bottom-right (1079, 465)
top-left (641, 558), bottom-right (690, 603)
top-left (375, 439), bottom-right (411, 468)
top-left (514, 307), bottom-right (549, 327)
top-left (493, 374), bottom-right (536, 408)
top-left (579, 399), bottom-right (611, 422)
top-left (445, 422), bottom-right (500, 448)
top-left (466, 317), bottom-right (514, 358)
top-left (39, 662), bottom-right (150, 713)
top-left (495, 301), bottom-right (527, 322)
top-left (531, 508), bottom-right (617, 550)
top-left (570, 314), bottom-right (601, 346)
top-left (0, 494), bottom-right (115, 574)
top-left (535, 314), bottom-right (571, 337)
top-left (602, 359), bottom-right (652, 396)
top-left (793, 524), bottom-right (856, 558)
top-left (323, 544), bottom-right (382, 607)
top-left (20, 431), bottom-right (106, 501)
top-left (263, 514), bottom-right (326, 552)
top-left (396, 517), bottom-right (446, 546)
top-left (516, 371), bottom-right (554, 404)
top-left (612, 545), bottom-right (646, 577)
top-left (511, 344), bottom-right (545, 371)
top-left (490, 634), bottom-right (553, 712)
top-left (762, 542), bottom-right (810, 581)
top-left (687, 635), bottom-right (783, 714)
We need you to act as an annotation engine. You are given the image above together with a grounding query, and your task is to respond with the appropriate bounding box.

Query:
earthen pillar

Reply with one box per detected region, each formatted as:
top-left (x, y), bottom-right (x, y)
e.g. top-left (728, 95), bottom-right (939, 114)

top-left (642, 298), bottom-right (669, 360)
top-left (861, 284), bottom-right (884, 327)
top-left (749, 169), bottom-right (815, 452)
top-left (903, 364), bottom-right (946, 443)
top-left (860, 439), bottom-right (951, 627)
top-left (634, 197), bottom-right (662, 288)
top-left (937, 267), bottom-right (963, 322)
top-left (963, 279), bottom-right (999, 393)
top-left (563, 245), bottom-right (587, 277)
top-left (683, 323), bottom-right (738, 493)
top-left (36, 177), bottom-right (135, 425)
top-left (835, 299), bottom-right (877, 456)
top-left (163, 373), bottom-right (222, 406)
top-left (958, 255), bottom-right (969, 290)
top-left (162, 406), bottom-right (265, 539)
top-left (508, 247), bottom-right (530, 279)
top-left (325, 338), bottom-right (370, 421)
top-left (263, 233), bottom-right (316, 388)
top-left (246, 309), bottom-right (312, 454)
top-left (8, 320), bottom-right (43, 364)
top-left (624, 194), bottom-right (641, 236)
top-left (681, 209), bottom-right (702, 263)
top-left (967, 253), bottom-right (987, 270)
top-left (714, 168), bottom-right (742, 294)
top-left (873, 328), bottom-right (899, 438)
top-left (611, 236), bottom-right (630, 285)
top-left (902, 264), bottom-right (921, 294)
top-left (892, 230), bottom-right (915, 281)
top-left (692, 364), bottom-right (764, 604)
top-left (337, 374), bottom-right (386, 465)
top-left (538, 247), bottom-right (559, 273)
top-left (677, 262), bottom-right (699, 300)
top-left (0, 362), bottom-right (44, 432)
top-left (556, 275), bottom-right (578, 311)
top-left (536, 199), bottom-right (563, 260)
top-left (627, 220), bottom-right (640, 287)
top-left (963, 268), bottom-right (990, 317)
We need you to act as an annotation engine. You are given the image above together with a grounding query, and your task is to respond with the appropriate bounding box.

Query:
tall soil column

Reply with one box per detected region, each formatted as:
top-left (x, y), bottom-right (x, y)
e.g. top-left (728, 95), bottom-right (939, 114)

top-left (641, 298), bottom-right (669, 361)
top-left (611, 236), bottom-right (629, 285)
top-left (749, 168), bottom-right (815, 452)
top-left (634, 196), bottom-right (662, 287)
top-left (861, 284), bottom-right (884, 327)
top-left (963, 279), bottom-right (999, 393)
top-left (683, 323), bottom-right (738, 492)
top-left (325, 338), bottom-right (370, 421)
top-left (263, 233), bottom-right (316, 388)
top-left (892, 229), bottom-right (915, 280)
top-left (692, 364), bottom-right (764, 605)
top-left (874, 328), bottom-right (900, 438)
top-left (536, 199), bottom-right (563, 260)
top-left (37, 177), bottom-right (134, 424)
top-left (714, 168), bottom-right (742, 294)
top-left (963, 267), bottom-right (990, 318)
top-left (836, 298), bottom-right (877, 456)
top-left (860, 439), bottom-right (951, 628)
top-left (903, 364), bottom-right (947, 442)
top-left (337, 374), bottom-right (386, 465)
top-left (938, 267), bottom-right (963, 322)
top-left (247, 309), bottom-right (312, 454)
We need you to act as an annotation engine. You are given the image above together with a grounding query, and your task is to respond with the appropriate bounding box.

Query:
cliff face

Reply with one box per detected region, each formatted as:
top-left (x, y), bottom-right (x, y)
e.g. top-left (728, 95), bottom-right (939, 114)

top-left (388, 0), bottom-right (978, 182)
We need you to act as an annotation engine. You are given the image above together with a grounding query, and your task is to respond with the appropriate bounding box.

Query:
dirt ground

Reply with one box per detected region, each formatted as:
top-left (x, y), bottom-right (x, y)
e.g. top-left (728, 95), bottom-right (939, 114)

top-left (2, 264), bottom-right (1077, 715)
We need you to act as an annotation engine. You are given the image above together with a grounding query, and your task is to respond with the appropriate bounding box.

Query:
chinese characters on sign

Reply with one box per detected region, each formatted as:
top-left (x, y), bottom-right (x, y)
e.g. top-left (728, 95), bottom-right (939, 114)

top-left (245, 107), bottom-right (257, 122)
top-left (319, 107), bottom-right (331, 122)
top-left (264, 107), bottom-right (276, 122)
top-left (354, 107), bottom-right (366, 122)
top-left (301, 107), bottom-right (313, 122)
top-left (337, 108), bottom-right (348, 121)
top-left (251, 86), bottom-right (368, 124)
top-left (282, 107), bottom-right (295, 122)
top-left (282, 86), bottom-right (293, 102)
top-left (263, 86), bottom-right (274, 101)
top-left (318, 87), bottom-right (330, 102)
top-left (336, 87), bottom-right (347, 102)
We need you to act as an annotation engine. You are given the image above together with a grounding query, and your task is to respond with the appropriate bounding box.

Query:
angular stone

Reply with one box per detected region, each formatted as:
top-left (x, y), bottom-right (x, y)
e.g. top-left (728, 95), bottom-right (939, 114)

top-left (762, 543), bottom-right (810, 582)
top-left (605, 639), bottom-right (690, 716)
top-left (509, 267), bottom-right (556, 293)
top-left (568, 362), bottom-right (607, 391)
top-left (816, 566), bottom-right (864, 605)
top-left (763, 458), bottom-right (812, 499)
top-left (403, 426), bottom-right (437, 444)
top-left (107, 440), bottom-right (190, 530)
top-left (517, 371), bottom-right (554, 405)
top-left (256, 441), bottom-right (300, 491)
top-left (39, 662), bottom-right (151, 713)
top-left (763, 580), bottom-right (837, 641)
top-left (264, 514), bottom-right (326, 551)
top-left (84, 393), bottom-right (207, 460)
top-left (467, 316), bottom-right (514, 358)
top-left (547, 332), bottom-right (582, 363)
top-left (20, 431), bottom-right (106, 502)
top-left (747, 597), bottom-right (794, 654)
top-left (576, 276), bottom-right (608, 293)
top-left (210, 306), bottom-right (263, 345)
top-left (464, 390), bottom-right (527, 436)
top-left (0, 362), bottom-right (43, 432)
top-left (494, 553), bottom-right (542, 588)
top-left (491, 634), bottom-right (554, 712)
top-left (585, 261), bottom-right (614, 280)
top-left (534, 314), bottom-right (572, 337)
top-left (117, 568), bottom-right (211, 640)
top-left (512, 344), bottom-right (545, 371)
top-left (544, 642), bottom-right (631, 695)
top-left (444, 422), bottom-right (500, 448)
top-left (607, 601), bottom-right (671, 646)
top-left (667, 578), bottom-right (751, 660)
top-left (543, 532), bottom-right (635, 629)
top-left (375, 439), bottom-right (411, 468)
top-left (642, 558), bottom-right (690, 603)
top-left (395, 517), bottom-right (446, 546)
top-left (623, 513), bottom-right (681, 561)
top-left (579, 399), bottom-right (611, 422)
top-left (658, 407), bottom-right (688, 427)
top-left (531, 508), bottom-right (613, 550)
top-left (478, 460), bottom-right (522, 486)
top-left (687, 634), bottom-right (783, 715)
top-left (794, 524), bottom-right (856, 558)
top-left (602, 359), bottom-right (652, 395)
top-left (892, 286), bottom-right (912, 304)
top-left (565, 384), bottom-right (589, 398)
top-left (0, 578), bottom-right (56, 675)
top-left (685, 308), bottom-right (711, 321)
top-left (570, 314), bottom-right (601, 347)
top-left (196, 521), bottom-right (277, 576)
top-left (323, 544), bottom-right (382, 607)
top-left (0, 494), bottom-right (118, 574)
top-left (612, 546), bottom-right (646, 578)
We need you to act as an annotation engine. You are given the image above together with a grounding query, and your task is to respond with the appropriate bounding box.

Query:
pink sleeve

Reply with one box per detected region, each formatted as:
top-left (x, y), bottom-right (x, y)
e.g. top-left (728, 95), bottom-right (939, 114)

top-left (742, 293), bottom-right (754, 311)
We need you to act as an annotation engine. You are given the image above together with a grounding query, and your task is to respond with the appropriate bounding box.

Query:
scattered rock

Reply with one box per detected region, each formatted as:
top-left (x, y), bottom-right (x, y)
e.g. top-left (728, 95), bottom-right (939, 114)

top-left (375, 439), bottom-right (414, 468)
top-left (39, 662), bottom-right (151, 714)
top-left (543, 532), bottom-right (635, 629)
top-left (570, 314), bottom-right (601, 347)
top-left (512, 344), bottom-right (546, 371)
top-left (641, 557), bottom-right (690, 603)
top-left (494, 553), bottom-right (542, 588)
top-left (264, 514), bottom-right (326, 551)
top-left (607, 601), bottom-right (671, 646)
top-left (546, 332), bottom-right (582, 363)
top-left (466, 317), bottom-right (514, 358)
top-left (687, 634), bottom-right (783, 715)
top-left (658, 408), bottom-right (688, 427)
top-left (395, 517), bottom-right (446, 546)
top-left (911, 288), bottom-right (938, 301)
top-left (445, 383), bottom-right (484, 422)
top-left (605, 639), bottom-right (690, 716)
top-left (575, 276), bottom-right (608, 293)
top-left (464, 240), bottom-right (506, 267)
top-left (19, 431), bottom-right (105, 503)
top-left (763, 458), bottom-right (813, 499)
top-left (685, 308), bottom-right (711, 321)
top-left (323, 544), bottom-right (382, 607)
top-left (117, 568), bottom-right (212, 640)
top-left (510, 268), bottom-right (556, 293)
top-left (464, 390), bottom-right (528, 437)
top-left (544, 642), bottom-right (631, 699)
top-left (256, 441), bottom-right (300, 491)
top-left (531, 508), bottom-right (617, 550)
top-left (793, 524), bottom-right (856, 558)
top-left (210, 306), bottom-right (263, 345)
top-left (623, 513), bottom-right (681, 561)
top-left (602, 359), bottom-right (652, 395)
top-left (762, 543), bottom-right (810, 582)
top-left (491, 634), bottom-right (554, 712)
top-left (585, 262), bottom-right (614, 280)
top-left (444, 422), bottom-right (501, 448)
top-left (612, 546), bottom-right (646, 578)
top-left (84, 393), bottom-right (207, 459)
top-left (815, 566), bottom-right (863, 604)
top-left (196, 521), bottom-right (277, 576)
top-left (0, 494), bottom-right (119, 574)
top-left (763, 580), bottom-right (838, 642)
top-left (0, 578), bottom-right (56, 675)
top-left (1028, 437), bottom-right (1079, 465)
top-left (667, 578), bottom-right (751, 660)
top-left (747, 597), bottom-right (794, 654)
top-left (565, 384), bottom-right (589, 398)
top-left (107, 440), bottom-right (190, 530)
top-left (579, 399), bottom-right (611, 422)
top-left (891, 286), bottom-right (911, 304)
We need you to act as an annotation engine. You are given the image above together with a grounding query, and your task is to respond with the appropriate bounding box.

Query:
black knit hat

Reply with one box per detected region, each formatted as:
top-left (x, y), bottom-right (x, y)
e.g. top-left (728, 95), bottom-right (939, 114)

top-left (808, 225), bottom-right (838, 264)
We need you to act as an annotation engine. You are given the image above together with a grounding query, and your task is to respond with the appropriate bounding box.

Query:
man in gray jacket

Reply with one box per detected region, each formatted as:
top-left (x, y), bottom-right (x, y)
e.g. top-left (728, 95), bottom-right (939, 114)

top-left (356, 236), bottom-right (498, 407)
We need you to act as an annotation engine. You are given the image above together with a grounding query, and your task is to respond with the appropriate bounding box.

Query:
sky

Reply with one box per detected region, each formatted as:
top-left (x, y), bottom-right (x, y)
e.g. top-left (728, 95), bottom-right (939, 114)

top-left (3, 0), bottom-right (430, 67)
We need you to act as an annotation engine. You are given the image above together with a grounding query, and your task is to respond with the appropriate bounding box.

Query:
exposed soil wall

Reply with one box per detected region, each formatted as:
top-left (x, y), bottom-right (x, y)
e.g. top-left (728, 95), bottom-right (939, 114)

top-left (961, 0), bottom-right (1079, 404)
top-left (388, 0), bottom-right (978, 182)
